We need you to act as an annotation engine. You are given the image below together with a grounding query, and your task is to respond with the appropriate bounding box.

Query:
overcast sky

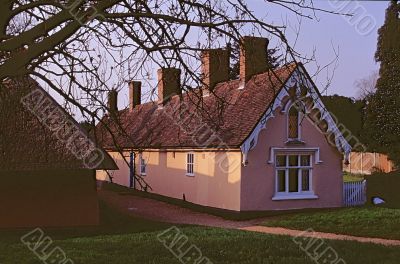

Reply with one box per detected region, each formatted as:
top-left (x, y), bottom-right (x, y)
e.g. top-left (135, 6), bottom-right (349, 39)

top-left (249, 0), bottom-right (388, 98)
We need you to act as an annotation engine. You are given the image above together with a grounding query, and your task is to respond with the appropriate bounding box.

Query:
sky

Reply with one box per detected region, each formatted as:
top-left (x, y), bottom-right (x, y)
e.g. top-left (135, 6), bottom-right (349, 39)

top-left (248, 0), bottom-right (388, 98)
top-left (42, 0), bottom-right (390, 119)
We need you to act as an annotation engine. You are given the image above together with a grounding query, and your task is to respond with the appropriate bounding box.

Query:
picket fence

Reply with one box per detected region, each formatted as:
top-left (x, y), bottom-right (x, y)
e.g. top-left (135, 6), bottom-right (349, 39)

top-left (343, 180), bottom-right (367, 207)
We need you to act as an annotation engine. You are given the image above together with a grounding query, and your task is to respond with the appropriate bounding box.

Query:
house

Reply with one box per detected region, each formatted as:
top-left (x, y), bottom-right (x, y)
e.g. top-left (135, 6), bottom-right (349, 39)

top-left (96, 36), bottom-right (351, 211)
top-left (0, 76), bottom-right (117, 228)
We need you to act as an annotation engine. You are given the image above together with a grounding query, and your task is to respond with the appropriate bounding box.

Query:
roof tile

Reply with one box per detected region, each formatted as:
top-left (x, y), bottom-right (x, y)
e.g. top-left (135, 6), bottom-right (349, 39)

top-left (97, 63), bottom-right (297, 150)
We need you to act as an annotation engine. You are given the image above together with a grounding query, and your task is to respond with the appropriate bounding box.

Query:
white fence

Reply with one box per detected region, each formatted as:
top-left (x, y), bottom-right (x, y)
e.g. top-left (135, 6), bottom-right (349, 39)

top-left (343, 180), bottom-right (367, 207)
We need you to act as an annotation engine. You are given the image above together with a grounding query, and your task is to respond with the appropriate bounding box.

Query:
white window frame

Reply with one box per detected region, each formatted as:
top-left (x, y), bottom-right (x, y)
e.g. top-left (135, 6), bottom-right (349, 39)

top-left (139, 153), bottom-right (146, 176)
top-left (272, 153), bottom-right (318, 200)
top-left (267, 147), bottom-right (323, 164)
top-left (186, 152), bottom-right (195, 176)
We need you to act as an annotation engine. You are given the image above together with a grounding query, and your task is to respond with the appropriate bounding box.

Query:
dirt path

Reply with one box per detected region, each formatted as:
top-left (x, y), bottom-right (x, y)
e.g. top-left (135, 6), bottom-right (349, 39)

top-left (240, 226), bottom-right (400, 247)
top-left (99, 189), bottom-right (400, 247)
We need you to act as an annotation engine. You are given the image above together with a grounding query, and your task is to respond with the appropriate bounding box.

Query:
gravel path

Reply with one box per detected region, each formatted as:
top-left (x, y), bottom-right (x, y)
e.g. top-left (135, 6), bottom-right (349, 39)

top-left (240, 226), bottom-right (400, 247)
top-left (98, 189), bottom-right (258, 228)
top-left (99, 189), bottom-right (400, 247)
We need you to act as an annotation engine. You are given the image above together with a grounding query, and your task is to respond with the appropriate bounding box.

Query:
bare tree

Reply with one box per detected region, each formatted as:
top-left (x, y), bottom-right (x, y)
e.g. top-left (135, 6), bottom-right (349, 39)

top-left (0, 0), bottom-right (343, 188)
top-left (355, 71), bottom-right (379, 100)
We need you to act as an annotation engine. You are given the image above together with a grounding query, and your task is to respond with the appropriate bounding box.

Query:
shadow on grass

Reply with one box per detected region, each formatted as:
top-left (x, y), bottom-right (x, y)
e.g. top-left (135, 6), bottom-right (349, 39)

top-left (0, 201), bottom-right (172, 242)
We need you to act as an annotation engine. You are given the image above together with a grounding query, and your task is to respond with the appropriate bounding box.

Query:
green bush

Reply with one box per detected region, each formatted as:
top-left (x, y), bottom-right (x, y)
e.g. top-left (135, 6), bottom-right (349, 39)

top-left (366, 170), bottom-right (400, 208)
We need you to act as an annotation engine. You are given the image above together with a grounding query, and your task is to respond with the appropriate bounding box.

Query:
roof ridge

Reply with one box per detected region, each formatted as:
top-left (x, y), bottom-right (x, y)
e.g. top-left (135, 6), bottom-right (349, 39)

top-left (97, 62), bottom-right (298, 149)
top-left (119, 62), bottom-right (297, 112)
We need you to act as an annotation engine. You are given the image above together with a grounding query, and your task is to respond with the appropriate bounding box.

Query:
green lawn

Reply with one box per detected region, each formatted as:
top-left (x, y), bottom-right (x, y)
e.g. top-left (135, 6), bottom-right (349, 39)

top-left (343, 172), bottom-right (365, 182)
top-left (1, 226), bottom-right (400, 263)
top-left (1, 203), bottom-right (400, 263)
top-left (263, 207), bottom-right (400, 240)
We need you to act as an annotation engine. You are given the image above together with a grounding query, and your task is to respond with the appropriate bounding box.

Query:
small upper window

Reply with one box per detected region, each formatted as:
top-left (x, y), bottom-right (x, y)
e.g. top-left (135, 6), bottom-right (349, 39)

top-left (186, 153), bottom-right (194, 176)
top-left (139, 154), bottom-right (146, 176)
top-left (288, 106), bottom-right (299, 140)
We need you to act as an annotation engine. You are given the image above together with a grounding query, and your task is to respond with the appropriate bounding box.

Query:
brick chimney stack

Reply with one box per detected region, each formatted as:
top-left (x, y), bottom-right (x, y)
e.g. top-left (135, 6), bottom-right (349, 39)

top-left (107, 90), bottom-right (118, 115)
top-left (157, 68), bottom-right (181, 106)
top-left (239, 36), bottom-right (269, 89)
top-left (201, 48), bottom-right (230, 92)
top-left (129, 81), bottom-right (141, 111)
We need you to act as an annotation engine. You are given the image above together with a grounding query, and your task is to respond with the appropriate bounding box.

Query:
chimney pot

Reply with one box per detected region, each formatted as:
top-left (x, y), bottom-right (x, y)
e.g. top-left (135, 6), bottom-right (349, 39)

top-left (157, 68), bottom-right (181, 106)
top-left (201, 48), bottom-right (230, 92)
top-left (239, 36), bottom-right (269, 89)
top-left (129, 81), bottom-right (141, 111)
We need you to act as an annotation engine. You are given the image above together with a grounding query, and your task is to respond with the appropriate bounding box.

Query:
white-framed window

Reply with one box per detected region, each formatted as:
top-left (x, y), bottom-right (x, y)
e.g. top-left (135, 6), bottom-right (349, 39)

top-left (273, 154), bottom-right (317, 200)
top-left (186, 152), bottom-right (195, 176)
top-left (139, 153), bottom-right (146, 176)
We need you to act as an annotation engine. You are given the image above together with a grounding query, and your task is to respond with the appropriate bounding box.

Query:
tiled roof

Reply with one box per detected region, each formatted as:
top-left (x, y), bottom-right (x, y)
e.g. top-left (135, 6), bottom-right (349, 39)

top-left (96, 63), bottom-right (298, 150)
top-left (0, 76), bottom-right (117, 170)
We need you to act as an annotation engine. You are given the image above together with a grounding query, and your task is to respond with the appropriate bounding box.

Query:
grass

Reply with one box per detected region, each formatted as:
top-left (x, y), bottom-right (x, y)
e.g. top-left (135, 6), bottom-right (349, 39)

top-left (1, 225), bottom-right (400, 263)
top-left (1, 201), bottom-right (400, 263)
top-left (343, 172), bottom-right (365, 182)
top-left (2, 184), bottom-right (399, 263)
top-left (263, 207), bottom-right (400, 240)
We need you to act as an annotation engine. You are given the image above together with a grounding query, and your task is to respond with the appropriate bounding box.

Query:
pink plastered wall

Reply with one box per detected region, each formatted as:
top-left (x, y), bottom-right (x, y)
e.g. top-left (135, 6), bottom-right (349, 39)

top-left (240, 107), bottom-right (343, 211)
top-left (97, 150), bottom-right (242, 211)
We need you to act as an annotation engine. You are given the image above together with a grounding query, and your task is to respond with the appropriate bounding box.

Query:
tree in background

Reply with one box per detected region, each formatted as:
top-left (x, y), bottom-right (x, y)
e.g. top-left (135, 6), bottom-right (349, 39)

top-left (322, 95), bottom-right (365, 149)
top-left (363, 0), bottom-right (400, 165)
top-left (228, 42), bottom-right (282, 79)
top-left (355, 71), bottom-right (378, 100)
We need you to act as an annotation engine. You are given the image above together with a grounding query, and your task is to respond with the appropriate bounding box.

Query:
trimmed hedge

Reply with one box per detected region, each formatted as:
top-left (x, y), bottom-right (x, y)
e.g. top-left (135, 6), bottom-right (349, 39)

top-left (366, 170), bottom-right (400, 208)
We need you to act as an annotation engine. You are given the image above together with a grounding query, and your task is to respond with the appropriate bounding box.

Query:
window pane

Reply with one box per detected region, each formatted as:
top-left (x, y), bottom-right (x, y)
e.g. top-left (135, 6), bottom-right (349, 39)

top-left (140, 156), bottom-right (146, 174)
top-left (302, 170), bottom-right (310, 191)
top-left (187, 153), bottom-right (194, 174)
top-left (288, 107), bottom-right (299, 139)
top-left (289, 155), bottom-right (298, 167)
top-left (289, 168), bottom-right (299, 192)
top-left (301, 155), bottom-right (310, 166)
top-left (277, 170), bottom-right (286, 192)
top-left (276, 155), bottom-right (286, 167)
